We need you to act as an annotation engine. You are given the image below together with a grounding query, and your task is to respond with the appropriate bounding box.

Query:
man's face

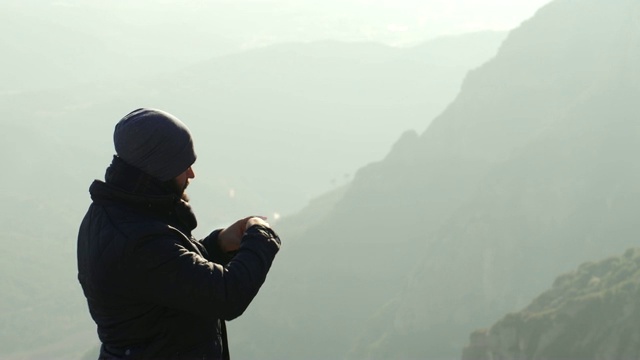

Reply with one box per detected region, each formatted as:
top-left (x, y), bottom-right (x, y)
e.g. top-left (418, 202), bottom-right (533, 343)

top-left (174, 166), bottom-right (195, 195)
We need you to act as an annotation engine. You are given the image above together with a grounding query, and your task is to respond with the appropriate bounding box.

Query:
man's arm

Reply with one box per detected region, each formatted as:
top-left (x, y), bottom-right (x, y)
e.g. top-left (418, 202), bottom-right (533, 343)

top-left (200, 217), bottom-right (270, 265)
top-left (132, 221), bottom-right (280, 320)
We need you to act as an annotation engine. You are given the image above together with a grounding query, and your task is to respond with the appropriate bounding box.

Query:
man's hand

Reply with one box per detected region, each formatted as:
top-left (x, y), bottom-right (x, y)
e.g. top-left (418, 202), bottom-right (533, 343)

top-left (218, 216), bottom-right (270, 253)
top-left (245, 216), bottom-right (270, 230)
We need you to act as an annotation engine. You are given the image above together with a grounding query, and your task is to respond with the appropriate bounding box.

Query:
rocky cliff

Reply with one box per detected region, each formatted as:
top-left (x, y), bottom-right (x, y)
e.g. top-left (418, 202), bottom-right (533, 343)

top-left (361, 0), bottom-right (640, 357)
top-left (463, 248), bottom-right (640, 360)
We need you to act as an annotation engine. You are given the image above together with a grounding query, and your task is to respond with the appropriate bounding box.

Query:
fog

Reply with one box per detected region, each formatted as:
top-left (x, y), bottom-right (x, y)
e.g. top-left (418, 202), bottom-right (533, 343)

top-left (2, 0), bottom-right (549, 91)
top-left (5, 0), bottom-right (640, 359)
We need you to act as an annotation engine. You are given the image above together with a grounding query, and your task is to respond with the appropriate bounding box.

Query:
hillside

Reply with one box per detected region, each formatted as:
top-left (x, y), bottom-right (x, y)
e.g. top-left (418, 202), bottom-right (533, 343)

top-left (231, 0), bottom-right (640, 358)
top-left (463, 248), bottom-right (640, 359)
top-left (354, 0), bottom-right (640, 357)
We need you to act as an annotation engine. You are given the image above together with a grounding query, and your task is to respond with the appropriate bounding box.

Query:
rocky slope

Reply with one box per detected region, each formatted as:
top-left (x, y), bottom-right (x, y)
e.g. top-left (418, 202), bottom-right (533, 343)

top-left (354, 0), bottom-right (640, 357)
top-left (463, 248), bottom-right (640, 360)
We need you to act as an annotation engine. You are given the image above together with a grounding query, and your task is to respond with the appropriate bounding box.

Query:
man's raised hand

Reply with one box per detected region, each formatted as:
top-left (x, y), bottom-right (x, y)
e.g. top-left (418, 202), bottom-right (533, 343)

top-left (218, 216), bottom-right (270, 253)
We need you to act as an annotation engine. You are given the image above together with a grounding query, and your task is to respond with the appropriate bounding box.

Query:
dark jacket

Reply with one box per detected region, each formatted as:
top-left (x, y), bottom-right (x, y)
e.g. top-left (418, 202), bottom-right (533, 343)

top-left (77, 157), bottom-right (280, 359)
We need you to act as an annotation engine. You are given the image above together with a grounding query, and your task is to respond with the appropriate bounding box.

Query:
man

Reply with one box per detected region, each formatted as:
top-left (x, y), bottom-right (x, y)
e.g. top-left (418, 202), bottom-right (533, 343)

top-left (77, 108), bottom-right (281, 359)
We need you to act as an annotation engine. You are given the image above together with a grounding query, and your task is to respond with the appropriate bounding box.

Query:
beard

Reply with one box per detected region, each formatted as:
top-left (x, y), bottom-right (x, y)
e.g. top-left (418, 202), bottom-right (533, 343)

top-left (164, 177), bottom-right (190, 202)
top-left (177, 179), bottom-right (190, 202)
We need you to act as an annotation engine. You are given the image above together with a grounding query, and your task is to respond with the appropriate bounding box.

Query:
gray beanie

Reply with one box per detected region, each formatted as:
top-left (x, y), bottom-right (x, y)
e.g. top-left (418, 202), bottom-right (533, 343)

top-left (113, 108), bottom-right (197, 181)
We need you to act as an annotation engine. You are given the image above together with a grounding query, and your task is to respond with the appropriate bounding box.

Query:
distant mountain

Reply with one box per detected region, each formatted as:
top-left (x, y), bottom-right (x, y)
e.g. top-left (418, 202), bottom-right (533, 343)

top-left (463, 247), bottom-right (640, 359)
top-left (2, 0), bottom-right (526, 93)
top-left (229, 0), bottom-right (640, 359)
top-left (1, 0), bottom-right (547, 60)
top-left (3, 31), bottom-right (506, 222)
top-left (154, 33), bottom-right (506, 218)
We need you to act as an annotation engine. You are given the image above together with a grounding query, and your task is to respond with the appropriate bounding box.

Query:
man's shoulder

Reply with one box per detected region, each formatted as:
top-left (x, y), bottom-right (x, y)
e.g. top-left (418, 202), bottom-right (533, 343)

top-left (100, 203), bottom-right (178, 240)
top-left (85, 181), bottom-right (176, 237)
top-left (81, 202), bottom-right (181, 258)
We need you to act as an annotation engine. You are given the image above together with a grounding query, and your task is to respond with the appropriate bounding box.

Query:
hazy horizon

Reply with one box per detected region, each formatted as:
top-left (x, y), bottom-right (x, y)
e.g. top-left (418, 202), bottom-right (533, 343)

top-left (3, 0), bottom-right (553, 54)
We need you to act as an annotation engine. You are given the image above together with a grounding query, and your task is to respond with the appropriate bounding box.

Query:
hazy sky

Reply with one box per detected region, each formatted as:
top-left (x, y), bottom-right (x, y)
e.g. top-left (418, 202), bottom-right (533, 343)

top-left (0, 0), bottom-right (556, 93)
top-left (17, 0), bottom-right (554, 47)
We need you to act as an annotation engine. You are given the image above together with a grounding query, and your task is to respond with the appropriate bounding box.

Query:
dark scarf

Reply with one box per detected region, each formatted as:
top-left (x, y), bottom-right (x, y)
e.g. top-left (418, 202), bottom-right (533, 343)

top-left (91, 155), bottom-right (198, 232)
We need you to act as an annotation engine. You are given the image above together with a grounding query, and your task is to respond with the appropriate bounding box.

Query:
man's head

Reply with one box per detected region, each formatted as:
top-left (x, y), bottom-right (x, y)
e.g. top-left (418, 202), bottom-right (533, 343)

top-left (113, 108), bottom-right (197, 192)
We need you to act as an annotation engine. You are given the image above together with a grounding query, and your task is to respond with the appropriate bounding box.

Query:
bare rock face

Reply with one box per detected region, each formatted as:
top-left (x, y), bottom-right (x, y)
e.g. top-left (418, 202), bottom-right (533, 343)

top-left (462, 248), bottom-right (640, 360)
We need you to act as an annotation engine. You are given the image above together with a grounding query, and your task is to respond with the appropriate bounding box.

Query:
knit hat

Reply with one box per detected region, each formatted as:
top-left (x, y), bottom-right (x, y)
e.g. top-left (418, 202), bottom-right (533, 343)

top-left (113, 108), bottom-right (196, 182)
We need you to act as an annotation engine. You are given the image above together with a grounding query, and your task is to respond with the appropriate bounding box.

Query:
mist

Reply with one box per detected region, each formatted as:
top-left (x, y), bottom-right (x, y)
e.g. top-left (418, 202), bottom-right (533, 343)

top-left (6, 0), bottom-right (640, 359)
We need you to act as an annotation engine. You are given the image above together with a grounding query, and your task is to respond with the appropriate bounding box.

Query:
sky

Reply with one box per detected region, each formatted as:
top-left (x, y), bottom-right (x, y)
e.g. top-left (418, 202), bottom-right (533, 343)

top-left (14, 0), bottom-right (555, 48)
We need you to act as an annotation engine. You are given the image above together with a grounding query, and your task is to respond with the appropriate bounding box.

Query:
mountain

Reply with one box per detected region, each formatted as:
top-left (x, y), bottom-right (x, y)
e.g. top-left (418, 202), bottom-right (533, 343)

top-left (228, 0), bottom-right (640, 358)
top-left (462, 247), bottom-right (640, 359)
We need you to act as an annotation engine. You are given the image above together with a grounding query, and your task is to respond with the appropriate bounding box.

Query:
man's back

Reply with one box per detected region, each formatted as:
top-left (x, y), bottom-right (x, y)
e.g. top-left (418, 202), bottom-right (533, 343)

top-left (78, 164), bottom-right (228, 358)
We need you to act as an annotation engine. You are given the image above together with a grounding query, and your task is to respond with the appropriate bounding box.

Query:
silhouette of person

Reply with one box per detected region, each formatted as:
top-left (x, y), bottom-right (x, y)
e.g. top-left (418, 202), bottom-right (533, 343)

top-left (77, 108), bottom-right (280, 359)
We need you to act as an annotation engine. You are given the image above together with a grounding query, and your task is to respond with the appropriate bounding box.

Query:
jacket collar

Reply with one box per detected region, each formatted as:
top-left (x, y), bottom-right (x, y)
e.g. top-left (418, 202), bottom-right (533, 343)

top-left (89, 156), bottom-right (197, 231)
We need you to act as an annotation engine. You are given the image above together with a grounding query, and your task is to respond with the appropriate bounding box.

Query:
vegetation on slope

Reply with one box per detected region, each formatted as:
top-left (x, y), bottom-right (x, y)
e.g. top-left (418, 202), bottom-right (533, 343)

top-left (463, 247), bottom-right (640, 360)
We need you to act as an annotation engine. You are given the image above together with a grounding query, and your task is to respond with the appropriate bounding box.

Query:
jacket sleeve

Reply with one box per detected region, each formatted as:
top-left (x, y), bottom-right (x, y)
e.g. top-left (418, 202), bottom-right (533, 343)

top-left (132, 224), bottom-right (280, 320)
